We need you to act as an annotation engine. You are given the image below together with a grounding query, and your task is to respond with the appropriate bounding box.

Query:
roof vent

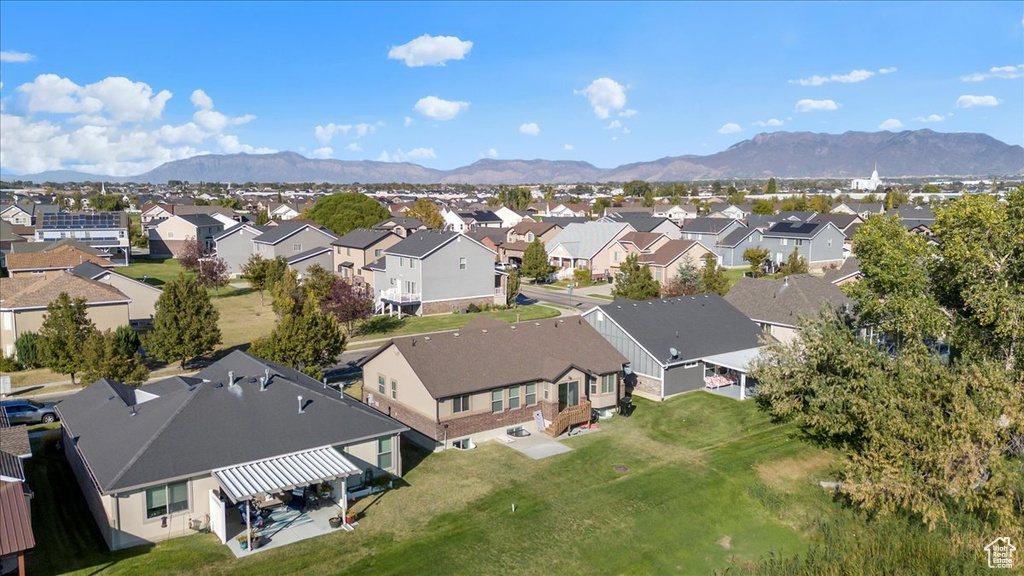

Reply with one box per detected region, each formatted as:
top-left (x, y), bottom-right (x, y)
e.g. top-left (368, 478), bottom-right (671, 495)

top-left (424, 336), bottom-right (431, 341)
top-left (248, 377), bottom-right (257, 384)
top-left (322, 377), bottom-right (328, 389)
top-left (535, 322), bottom-right (541, 326)
top-left (260, 377), bottom-right (267, 391)
top-left (213, 381), bottom-right (223, 388)
top-left (481, 329), bottom-right (488, 333)
top-left (298, 395), bottom-right (305, 414)
top-left (228, 371), bottom-right (235, 387)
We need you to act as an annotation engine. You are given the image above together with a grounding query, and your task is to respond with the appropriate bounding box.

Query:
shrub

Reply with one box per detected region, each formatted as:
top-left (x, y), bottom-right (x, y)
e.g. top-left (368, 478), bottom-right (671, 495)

top-left (466, 303), bottom-right (482, 313)
top-left (0, 355), bottom-right (23, 372)
top-left (573, 268), bottom-right (593, 287)
top-left (14, 332), bottom-right (41, 369)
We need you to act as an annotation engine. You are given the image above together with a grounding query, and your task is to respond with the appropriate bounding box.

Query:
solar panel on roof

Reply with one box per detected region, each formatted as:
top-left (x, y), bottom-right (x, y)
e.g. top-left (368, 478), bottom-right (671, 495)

top-left (41, 212), bottom-right (123, 230)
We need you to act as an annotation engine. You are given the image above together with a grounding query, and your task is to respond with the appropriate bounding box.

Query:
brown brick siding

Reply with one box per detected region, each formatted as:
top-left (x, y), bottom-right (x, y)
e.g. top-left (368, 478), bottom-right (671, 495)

top-left (363, 391), bottom-right (439, 439)
top-left (421, 296), bottom-right (493, 315)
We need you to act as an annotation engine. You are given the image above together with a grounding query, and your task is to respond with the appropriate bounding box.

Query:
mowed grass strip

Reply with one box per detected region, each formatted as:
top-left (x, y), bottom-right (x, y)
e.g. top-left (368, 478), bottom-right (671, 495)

top-left (33, 393), bottom-right (843, 576)
top-left (349, 304), bottom-right (560, 342)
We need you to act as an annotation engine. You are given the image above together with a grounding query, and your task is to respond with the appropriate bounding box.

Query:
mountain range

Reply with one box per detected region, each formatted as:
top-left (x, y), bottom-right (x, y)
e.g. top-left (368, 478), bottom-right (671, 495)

top-left (16, 129), bottom-right (1024, 185)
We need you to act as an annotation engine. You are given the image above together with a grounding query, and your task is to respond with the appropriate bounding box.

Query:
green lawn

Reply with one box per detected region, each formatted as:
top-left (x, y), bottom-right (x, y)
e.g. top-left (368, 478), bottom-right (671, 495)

top-left (122, 257), bottom-right (189, 287)
top-left (350, 304), bottom-right (560, 343)
top-left (26, 393), bottom-right (849, 575)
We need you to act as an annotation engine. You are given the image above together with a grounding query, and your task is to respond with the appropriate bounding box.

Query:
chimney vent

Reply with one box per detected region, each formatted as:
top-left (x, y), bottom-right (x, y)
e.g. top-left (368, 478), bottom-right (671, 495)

top-left (228, 371), bottom-right (235, 387)
top-left (260, 377), bottom-right (267, 391)
top-left (323, 377), bottom-right (328, 389)
top-left (298, 395), bottom-right (305, 414)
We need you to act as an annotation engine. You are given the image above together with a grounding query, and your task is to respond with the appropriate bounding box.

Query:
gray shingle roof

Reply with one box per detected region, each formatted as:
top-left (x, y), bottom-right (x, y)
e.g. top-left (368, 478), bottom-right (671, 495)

top-left (718, 226), bottom-right (758, 247)
top-left (287, 246), bottom-right (331, 265)
top-left (176, 214), bottom-right (222, 228)
top-left (387, 230), bottom-right (459, 258)
top-left (56, 351), bottom-right (407, 493)
top-left (373, 216), bottom-right (423, 230)
top-left (592, 295), bottom-right (764, 364)
top-left (545, 222), bottom-right (629, 259)
top-left (69, 261), bottom-right (109, 280)
top-left (332, 228), bottom-right (394, 249)
top-left (604, 214), bottom-right (675, 233)
top-left (680, 217), bottom-right (738, 234)
top-left (253, 221), bottom-right (336, 245)
top-left (725, 274), bottom-right (852, 328)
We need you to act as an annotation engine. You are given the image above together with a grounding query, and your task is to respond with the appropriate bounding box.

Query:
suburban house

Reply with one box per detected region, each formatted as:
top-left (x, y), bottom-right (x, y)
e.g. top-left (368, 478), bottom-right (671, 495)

top-left (0, 221), bottom-right (28, 267)
top-left (358, 316), bottom-right (628, 450)
top-left (582, 295), bottom-right (765, 401)
top-left (545, 221), bottom-right (633, 281)
top-left (465, 228), bottom-right (510, 256)
top-left (4, 241), bottom-right (114, 275)
top-left (707, 204), bottom-right (752, 220)
top-left (0, 202), bottom-right (59, 226)
top-left (442, 209), bottom-right (504, 232)
top-left (832, 201), bottom-right (884, 220)
top-left (725, 274), bottom-right (852, 344)
top-left (639, 239), bottom-right (714, 286)
top-left (141, 204), bottom-right (241, 232)
top-left (546, 203), bottom-right (592, 218)
top-left (372, 217), bottom-right (427, 238)
top-left (265, 201), bottom-right (312, 220)
top-left (369, 230), bottom-right (504, 316)
top-left (609, 232), bottom-right (670, 277)
top-left (332, 229), bottom-right (401, 291)
top-left (811, 213), bottom-right (864, 245)
top-left (35, 212), bottom-right (131, 265)
top-left (492, 206), bottom-right (525, 228)
top-left (56, 351), bottom-right (407, 551)
top-left (823, 256), bottom-right (863, 286)
top-left (149, 214), bottom-right (225, 258)
top-left (887, 204), bottom-right (936, 230)
top-left (499, 220), bottom-right (561, 265)
top-left (680, 218), bottom-right (744, 249)
top-left (70, 262), bottom-right (162, 326)
top-left (0, 410), bottom-right (35, 576)
top-left (744, 211), bottom-right (819, 231)
top-left (287, 247), bottom-right (334, 278)
top-left (0, 272), bottom-right (131, 358)
top-left (600, 214), bottom-right (681, 238)
top-left (715, 226), bottom-right (764, 268)
top-left (214, 223), bottom-right (268, 277)
top-left (759, 221), bottom-right (846, 269)
top-left (252, 221), bottom-right (338, 264)
top-left (656, 204), bottom-right (698, 225)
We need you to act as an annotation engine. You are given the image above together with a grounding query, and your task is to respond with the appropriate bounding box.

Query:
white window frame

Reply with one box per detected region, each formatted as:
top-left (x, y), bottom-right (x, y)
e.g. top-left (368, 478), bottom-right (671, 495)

top-left (525, 383), bottom-right (536, 406)
top-left (601, 374), bottom-right (615, 394)
top-left (459, 257), bottom-right (467, 270)
top-left (491, 389), bottom-right (503, 413)
top-left (508, 386), bottom-right (520, 410)
top-left (452, 394), bottom-right (470, 413)
top-left (376, 437), bottom-right (393, 470)
top-left (145, 481), bottom-right (189, 520)
top-left (378, 374), bottom-right (386, 394)
top-left (390, 378), bottom-right (397, 400)
top-left (683, 361), bottom-right (698, 369)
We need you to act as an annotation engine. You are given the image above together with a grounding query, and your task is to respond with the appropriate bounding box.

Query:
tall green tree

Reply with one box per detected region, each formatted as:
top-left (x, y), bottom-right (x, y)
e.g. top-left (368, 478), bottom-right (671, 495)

top-left (308, 193), bottom-right (390, 236)
top-left (498, 186), bottom-right (532, 211)
top-left (506, 268), bottom-right (521, 307)
top-left (624, 180), bottom-right (653, 198)
top-left (82, 329), bottom-right (150, 385)
top-left (712, 181), bottom-right (723, 194)
top-left (663, 260), bottom-right (702, 296)
top-left (249, 301), bottom-right (346, 379)
top-left (742, 246), bottom-right (770, 277)
top-left (146, 274), bottom-right (222, 368)
top-left (522, 239), bottom-right (554, 283)
top-left (593, 197), bottom-right (612, 215)
top-left (763, 177), bottom-right (778, 195)
top-left (405, 198), bottom-right (443, 229)
top-left (698, 253), bottom-right (729, 296)
top-left (726, 185), bottom-right (743, 204)
top-left (612, 254), bottom-right (660, 300)
top-left (38, 293), bottom-right (95, 384)
top-left (778, 247), bottom-right (809, 276)
top-left (14, 332), bottom-right (41, 369)
top-left (301, 264), bottom-right (336, 306)
top-left (884, 188), bottom-right (909, 210)
top-left (751, 199), bottom-right (775, 215)
top-left (272, 269), bottom-right (304, 317)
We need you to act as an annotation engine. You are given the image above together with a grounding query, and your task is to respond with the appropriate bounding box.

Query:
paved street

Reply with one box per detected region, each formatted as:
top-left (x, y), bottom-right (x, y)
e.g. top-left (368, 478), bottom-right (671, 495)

top-left (519, 284), bottom-right (610, 311)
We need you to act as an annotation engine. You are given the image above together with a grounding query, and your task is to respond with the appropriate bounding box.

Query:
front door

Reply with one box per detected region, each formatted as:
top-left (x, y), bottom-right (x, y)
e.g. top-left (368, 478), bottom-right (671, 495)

top-left (557, 381), bottom-right (579, 411)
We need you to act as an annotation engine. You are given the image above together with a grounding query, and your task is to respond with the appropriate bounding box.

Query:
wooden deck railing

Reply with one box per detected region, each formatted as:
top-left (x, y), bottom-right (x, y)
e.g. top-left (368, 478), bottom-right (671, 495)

top-left (543, 400), bottom-right (592, 437)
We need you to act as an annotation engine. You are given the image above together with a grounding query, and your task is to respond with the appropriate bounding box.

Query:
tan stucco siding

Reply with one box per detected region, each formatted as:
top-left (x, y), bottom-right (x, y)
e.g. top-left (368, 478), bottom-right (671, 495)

top-left (591, 228), bottom-right (634, 277)
top-left (103, 275), bottom-right (160, 323)
top-left (360, 346), bottom-right (437, 421)
top-left (1, 303), bottom-right (130, 356)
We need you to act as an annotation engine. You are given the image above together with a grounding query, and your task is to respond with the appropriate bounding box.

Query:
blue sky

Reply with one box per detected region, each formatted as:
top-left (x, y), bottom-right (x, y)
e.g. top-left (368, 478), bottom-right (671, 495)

top-left (1, 1), bottom-right (1021, 176)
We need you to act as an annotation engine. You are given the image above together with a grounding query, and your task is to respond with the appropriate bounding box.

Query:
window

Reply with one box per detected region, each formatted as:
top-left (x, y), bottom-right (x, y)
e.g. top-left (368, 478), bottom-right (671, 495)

top-left (683, 361), bottom-right (698, 369)
top-left (377, 374), bottom-right (386, 394)
top-left (374, 249), bottom-right (383, 258)
top-left (491, 389), bottom-right (503, 413)
top-left (452, 394), bottom-right (470, 413)
top-left (827, 237), bottom-right (833, 247)
top-left (781, 238), bottom-right (788, 246)
top-left (601, 374), bottom-right (616, 394)
top-left (526, 232), bottom-right (535, 242)
top-left (145, 481), bottom-right (188, 519)
top-left (399, 257), bottom-right (406, 267)
top-left (390, 379), bottom-right (397, 399)
top-left (459, 257), bottom-right (467, 270)
top-left (795, 239), bottom-right (803, 246)
top-left (614, 251), bottom-right (620, 262)
top-left (377, 437), bottom-right (393, 469)
top-left (337, 246), bottom-right (343, 254)
top-left (346, 247), bottom-right (352, 256)
top-left (293, 243), bottom-right (302, 252)
top-left (410, 259), bottom-right (416, 269)
top-left (525, 383), bottom-right (536, 406)
top-left (508, 386), bottom-right (520, 410)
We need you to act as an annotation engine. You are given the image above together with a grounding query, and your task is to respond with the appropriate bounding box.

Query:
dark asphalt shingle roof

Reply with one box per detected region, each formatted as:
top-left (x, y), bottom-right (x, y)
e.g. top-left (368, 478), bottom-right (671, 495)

top-left (176, 214), bottom-right (222, 228)
top-left (373, 216), bottom-right (424, 230)
top-left (725, 274), bottom-right (852, 327)
top-left (287, 246), bottom-right (332, 265)
top-left (69, 261), bottom-right (109, 280)
top-left (604, 214), bottom-right (675, 233)
top-left (592, 295), bottom-right (764, 364)
top-left (387, 230), bottom-right (459, 258)
top-left (252, 221), bottom-right (335, 245)
top-left (718, 226), bottom-right (759, 247)
top-left (680, 217), bottom-right (738, 234)
top-left (57, 351), bottom-right (407, 493)
top-left (332, 228), bottom-right (395, 249)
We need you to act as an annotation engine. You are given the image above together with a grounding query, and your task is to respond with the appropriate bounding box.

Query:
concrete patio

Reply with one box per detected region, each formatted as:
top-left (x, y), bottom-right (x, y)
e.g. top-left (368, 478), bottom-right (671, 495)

top-left (497, 425), bottom-right (603, 460)
top-left (225, 502), bottom-right (348, 558)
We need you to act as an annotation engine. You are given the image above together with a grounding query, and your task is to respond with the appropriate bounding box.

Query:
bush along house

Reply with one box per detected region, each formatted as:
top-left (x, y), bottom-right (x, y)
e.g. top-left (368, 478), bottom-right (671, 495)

top-left (357, 316), bottom-right (629, 450)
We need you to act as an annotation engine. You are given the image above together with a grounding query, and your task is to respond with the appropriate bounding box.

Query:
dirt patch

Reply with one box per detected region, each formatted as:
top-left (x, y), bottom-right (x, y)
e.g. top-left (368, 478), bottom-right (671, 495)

top-left (717, 535), bottom-right (732, 550)
top-left (755, 451), bottom-right (835, 492)
top-left (613, 465), bottom-right (629, 473)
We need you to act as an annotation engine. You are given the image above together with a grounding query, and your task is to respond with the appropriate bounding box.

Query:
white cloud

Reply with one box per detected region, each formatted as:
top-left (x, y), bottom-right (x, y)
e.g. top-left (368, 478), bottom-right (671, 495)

top-left (956, 94), bottom-right (1000, 108)
top-left (717, 122), bottom-right (742, 134)
top-left (345, 142), bottom-right (362, 152)
top-left (790, 69), bottom-right (875, 86)
top-left (0, 50), bottom-right (34, 63)
top-left (961, 64), bottom-right (1024, 82)
top-left (311, 147), bottom-right (333, 159)
top-left (487, 148), bottom-right (499, 158)
top-left (879, 118), bottom-right (904, 130)
top-left (387, 34), bottom-right (473, 67)
top-left (606, 119), bottom-right (622, 130)
top-left (404, 116), bottom-right (414, 127)
top-left (795, 99), bottom-right (839, 112)
top-left (915, 114), bottom-right (945, 123)
top-left (2, 74), bottom-right (267, 176)
top-left (753, 118), bottom-right (784, 127)
top-left (878, 67), bottom-right (898, 74)
top-left (314, 122), bottom-right (378, 144)
top-left (622, 127), bottom-right (630, 134)
top-left (575, 77), bottom-right (628, 119)
top-left (413, 96), bottom-right (469, 120)
top-left (519, 122), bottom-right (540, 136)
top-left (619, 109), bottom-right (637, 118)
top-left (563, 144), bottom-right (574, 151)
top-left (378, 147), bottom-right (436, 163)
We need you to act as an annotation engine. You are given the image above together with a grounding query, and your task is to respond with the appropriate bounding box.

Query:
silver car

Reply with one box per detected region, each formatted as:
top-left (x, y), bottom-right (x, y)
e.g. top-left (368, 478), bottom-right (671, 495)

top-left (1, 400), bottom-right (59, 425)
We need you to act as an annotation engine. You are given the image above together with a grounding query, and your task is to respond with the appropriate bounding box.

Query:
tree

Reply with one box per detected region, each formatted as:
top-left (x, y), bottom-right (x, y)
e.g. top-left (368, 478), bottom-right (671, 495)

top-left (178, 237), bottom-right (204, 272)
top-left (742, 246), bottom-right (770, 278)
top-left (90, 194), bottom-right (124, 212)
top-left (641, 189), bottom-right (655, 207)
top-left (522, 239), bottom-right (554, 283)
top-left (506, 268), bottom-right (521, 306)
top-left (308, 193), bottom-right (390, 236)
top-left (114, 324), bottom-right (142, 357)
top-left (146, 274), bottom-right (222, 368)
top-left (405, 198), bottom-right (443, 229)
top-left (751, 199), bottom-right (775, 215)
top-left (272, 269), bottom-right (304, 317)
top-left (698, 253), bottom-right (729, 296)
top-left (663, 261), bottom-right (701, 296)
top-left (726, 186), bottom-right (745, 205)
top-left (778, 247), bottom-right (809, 276)
top-left (14, 332), bottom-right (42, 369)
top-left (624, 180), bottom-right (653, 198)
top-left (81, 329), bottom-right (150, 386)
top-left (322, 278), bottom-right (374, 331)
top-left (196, 256), bottom-right (229, 291)
top-left (254, 210), bottom-right (271, 226)
top-left (242, 254), bottom-right (271, 305)
top-left (779, 195), bottom-right (808, 212)
top-left (593, 197), bottom-right (612, 215)
top-left (612, 254), bottom-right (660, 300)
top-left (764, 177), bottom-right (778, 195)
top-left (712, 181), bottom-right (723, 195)
top-left (72, 191), bottom-right (83, 211)
top-left (498, 186), bottom-right (532, 211)
top-left (38, 293), bottom-right (96, 384)
top-left (302, 264), bottom-right (336, 306)
top-left (216, 197), bottom-right (243, 210)
top-left (807, 194), bottom-right (832, 214)
top-left (884, 188), bottom-right (909, 210)
top-left (250, 302), bottom-right (346, 379)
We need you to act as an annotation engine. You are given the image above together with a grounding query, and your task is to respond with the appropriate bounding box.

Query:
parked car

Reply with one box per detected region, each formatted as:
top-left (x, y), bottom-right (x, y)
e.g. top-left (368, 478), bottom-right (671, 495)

top-left (1, 399), bottom-right (59, 425)
top-left (495, 261), bottom-right (518, 271)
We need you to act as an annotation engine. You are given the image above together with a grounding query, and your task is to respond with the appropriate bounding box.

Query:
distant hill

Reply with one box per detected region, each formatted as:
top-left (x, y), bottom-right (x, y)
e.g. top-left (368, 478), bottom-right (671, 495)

top-left (19, 130), bottom-right (1024, 184)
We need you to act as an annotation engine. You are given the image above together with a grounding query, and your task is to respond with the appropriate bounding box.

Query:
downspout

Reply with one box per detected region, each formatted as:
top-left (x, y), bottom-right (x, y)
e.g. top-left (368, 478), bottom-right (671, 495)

top-left (113, 492), bottom-right (121, 550)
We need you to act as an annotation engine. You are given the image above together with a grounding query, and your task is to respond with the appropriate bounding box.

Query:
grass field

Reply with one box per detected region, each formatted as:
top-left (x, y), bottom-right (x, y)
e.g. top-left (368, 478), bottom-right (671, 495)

top-left (349, 304), bottom-right (560, 343)
top-left (121, 258), bottom-right (189, 287)
top-left (25, 393), bottom-right (848, 575)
